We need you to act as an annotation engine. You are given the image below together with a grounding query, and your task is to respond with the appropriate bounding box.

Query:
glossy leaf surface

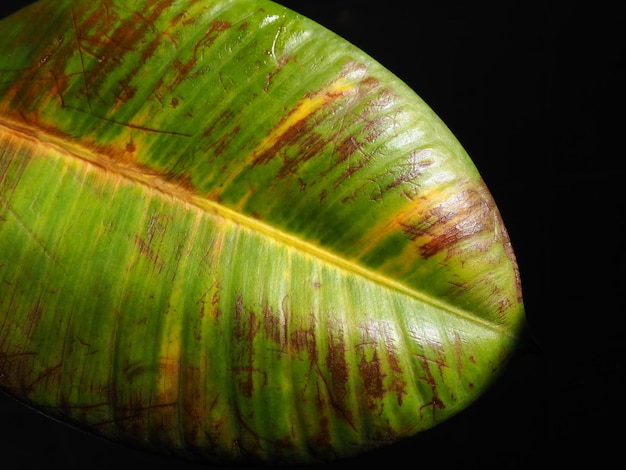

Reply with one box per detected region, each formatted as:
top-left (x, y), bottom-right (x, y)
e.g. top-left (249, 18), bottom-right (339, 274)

top-left (0, 0), bottom-right (525, 465)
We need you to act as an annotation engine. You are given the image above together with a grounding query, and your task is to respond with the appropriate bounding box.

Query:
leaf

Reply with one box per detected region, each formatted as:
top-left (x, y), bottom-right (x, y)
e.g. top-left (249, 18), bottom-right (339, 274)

top-left (0, 0), bottom-right (525, 466)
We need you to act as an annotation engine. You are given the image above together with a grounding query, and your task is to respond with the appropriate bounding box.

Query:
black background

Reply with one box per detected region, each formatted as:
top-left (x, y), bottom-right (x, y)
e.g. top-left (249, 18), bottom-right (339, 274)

top-left (1, 1), bottom-right (624, 468)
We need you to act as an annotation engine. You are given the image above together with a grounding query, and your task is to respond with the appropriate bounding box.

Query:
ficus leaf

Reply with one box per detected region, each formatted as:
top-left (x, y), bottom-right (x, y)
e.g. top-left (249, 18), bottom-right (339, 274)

top-left (0, 0), bottom-right (525, 466)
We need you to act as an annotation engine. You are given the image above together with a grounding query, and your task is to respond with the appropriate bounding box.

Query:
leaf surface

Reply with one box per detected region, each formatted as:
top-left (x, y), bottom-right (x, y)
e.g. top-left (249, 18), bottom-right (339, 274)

top-left (0, 0), bottom-right (525, 465)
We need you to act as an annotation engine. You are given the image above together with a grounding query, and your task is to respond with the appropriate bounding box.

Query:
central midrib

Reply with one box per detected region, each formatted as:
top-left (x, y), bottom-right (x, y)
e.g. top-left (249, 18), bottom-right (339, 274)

top-left (0, 117), bottom-right (512, 336)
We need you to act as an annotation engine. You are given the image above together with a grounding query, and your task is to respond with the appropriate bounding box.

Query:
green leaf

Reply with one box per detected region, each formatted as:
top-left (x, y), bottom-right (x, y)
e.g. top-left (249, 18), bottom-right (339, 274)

top-left (0, 0), bottom-right (525, 465)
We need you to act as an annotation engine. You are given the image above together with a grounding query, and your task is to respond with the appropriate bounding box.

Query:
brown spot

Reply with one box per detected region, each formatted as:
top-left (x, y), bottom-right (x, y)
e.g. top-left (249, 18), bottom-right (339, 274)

top-left (290, 323), bottom-right (317, 360)
top-left (419, 394), bottom-right (446, 420)
top-left (274, 132), bottom-right (328, 180)
top-left (235, 365), bottom-right (266, 399)
top-left (170, 97), bottom-right (179, 108)
top-left (83, 1), bottom-right (174, 105)
top-left (496, 295), bottom-right (513, 314)
top-left (201, 109), bottom-right (240, 160)
top-left (309, 415), bottom-right (331, 450)
top-left (356, 321), bottom-right (407, 408)
top-left (262, 303), bottom-right (280, 344)
top-left (169, 19), bottom-right (231, 90)
top-left (384, 341), bottom-right (407, 406)
top-left (385, 151), bottom-right (433, 193)
top-left (133, 214), bottom-right (170, 274)
top-left (334, 135), bottom-right (364, 168)
top-left (233, 295), bottom-right (260, 343)
top-left (262, 298), bottom-right (289, 350)
top-left (163, 170), bottom-right (196, 192)
top-left (114, 80), bottom-right (137, 105)
top-left (358, 349), bottom-right (384, 409)
top-left (325, 325), bottom-right (350, 419)
top-left (498, 213), bottom-right (524, 303)
top-left (400, 186), bottom-right (496, 260)
top-left (251, 109), bottom-right (314, 168)
top-left (233, 295), bottom-right (263, 398)
top-left (252, 62), bottom-right (379, 174)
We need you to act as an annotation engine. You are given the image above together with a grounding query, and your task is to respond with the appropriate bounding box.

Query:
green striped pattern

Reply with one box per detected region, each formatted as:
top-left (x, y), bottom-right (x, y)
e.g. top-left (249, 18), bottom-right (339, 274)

top-left (0, 0), bottom-right (525, 465)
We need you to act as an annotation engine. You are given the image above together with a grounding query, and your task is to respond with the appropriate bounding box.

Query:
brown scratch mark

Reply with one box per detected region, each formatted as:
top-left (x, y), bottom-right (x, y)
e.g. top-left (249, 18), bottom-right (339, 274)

top-left (194, 281), bottom-right (221, 321)
top-left (337, 146), bottom-right (427, 205)
top-left (0, 33), bottom-right (66, 108)
top-left (413, 352), bottom-right (448, 376)
top-left (320, 322), bottom-right (355, 429)
top-left (69, 1), bottom-right (171, 112)
top-left (359, 320), bottom-right (408, 408)
top-left (169, 19), bottom-right (231, 91)
top-left (25, 299), bottom-right (45, 334)
top-left (234, 294), bottom-right (261, 343)
top-left (75, 336), bottom-right (92, 349)
top-left (413, 352), bottom-right (446, 425)
top-left (71, 5), bottom-right (92, 110)
top-left (101, 0), bottom-right (113, 25)
top-left (49, 70), bottom-right (68, 108)
top-left (37, 34), bottom-right (66, 69)
top-left (231, 406), bottom-right (263, 457)
top-left (357, 348), bottom-right (384, 409)
top-left (201, 109), bottom-right (241, 162)
top-left (287, 315), bottom-right (356, 432)
top-left (99, 114), bottom-right (191, 136)
top-left (41, 400), bottom-right (111, 417)
top-left (217, 72), bottom-right (235, 93)
top-left (419, 395), bottom-right (446, 422)
top-left (407, 187), bottom-right (495, 260)
top-left (233, 295), bottom-right (264, 398)
top-left (0, 351), bottom-right (37, 363)
top-left (452, 331), bottom-right (465, 377)
top-left (2, 203), bottom-right (62, 268)
top-left (133, 213), bottom-right (172, 274)
top-left (123, 360), bottom-right (152, 383)
top-left (264, 54), bottom-right (293, 92)
top-left (58, 103), bottom-right (191, 136)
top-left (385, 150), bottom-right (434, 195)
top-left (386, 342), bottom-right (407, 406)
top-left (250, 83), bottom-right (347, 169)
top-left (0, 351), bottom-right (30, 385)
top-left (106, 401), bottom-right (179, 426)
top-left (234, 365), bottom-right (268, 398)
top-left (22, 362), bottom-right (63, 396)
top-left (261, 296), bottom-right (291, 356)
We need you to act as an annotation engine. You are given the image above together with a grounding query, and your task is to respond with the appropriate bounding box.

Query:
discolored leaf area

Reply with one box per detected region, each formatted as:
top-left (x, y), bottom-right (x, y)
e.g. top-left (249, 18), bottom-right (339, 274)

top-left (0, 0), bottom-right (525, 466)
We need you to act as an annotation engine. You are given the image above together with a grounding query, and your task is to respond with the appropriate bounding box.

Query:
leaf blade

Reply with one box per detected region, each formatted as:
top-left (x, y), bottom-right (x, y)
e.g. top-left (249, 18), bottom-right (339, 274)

top-left (0, 0), bottom-right (525, 465)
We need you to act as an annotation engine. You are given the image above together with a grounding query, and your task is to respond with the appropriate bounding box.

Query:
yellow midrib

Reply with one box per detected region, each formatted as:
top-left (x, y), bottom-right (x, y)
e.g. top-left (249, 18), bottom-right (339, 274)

top-left (0, 117), bottom-right (512, 336)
